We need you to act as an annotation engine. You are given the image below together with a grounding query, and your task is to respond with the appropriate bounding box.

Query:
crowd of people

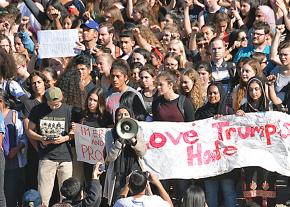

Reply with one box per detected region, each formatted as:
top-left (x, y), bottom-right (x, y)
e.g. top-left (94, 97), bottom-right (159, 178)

top-left (0, 0), bottom-right (289, 206)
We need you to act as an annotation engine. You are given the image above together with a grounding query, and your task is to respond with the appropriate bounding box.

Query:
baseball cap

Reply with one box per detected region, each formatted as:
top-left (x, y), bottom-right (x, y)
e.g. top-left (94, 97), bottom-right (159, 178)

top-left (22, 189), bottom-right (42, 207)
top-left (81, 20), bottom-right (99, 31)
top-left (45, 87), bottom-right (63, 102)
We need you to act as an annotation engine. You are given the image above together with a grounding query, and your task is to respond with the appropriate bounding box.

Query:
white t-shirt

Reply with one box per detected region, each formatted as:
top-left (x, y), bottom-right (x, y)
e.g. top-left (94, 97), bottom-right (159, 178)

top-left (113, 195), bottom-right (171, 207)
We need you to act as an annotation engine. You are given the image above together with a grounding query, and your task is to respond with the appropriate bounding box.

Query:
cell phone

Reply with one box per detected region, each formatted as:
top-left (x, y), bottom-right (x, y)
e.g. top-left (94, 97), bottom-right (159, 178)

top-left (43, 136), bottom-right (55, 141)
top-left (98, 163), bottom-right (106, 172)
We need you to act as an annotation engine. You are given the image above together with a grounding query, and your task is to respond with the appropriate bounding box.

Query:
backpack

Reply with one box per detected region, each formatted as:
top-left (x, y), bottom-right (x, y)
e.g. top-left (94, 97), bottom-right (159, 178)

top-left (5, 80), bottom-right (25, 111)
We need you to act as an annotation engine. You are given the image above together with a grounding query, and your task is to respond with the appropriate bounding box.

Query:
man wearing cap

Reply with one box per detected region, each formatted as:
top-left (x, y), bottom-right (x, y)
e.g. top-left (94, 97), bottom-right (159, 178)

top-left (27, 87), bottom-right (73, 206)
top-left (22, 189), bottom-right (43, 207)
top-left (76, 19), bottom-right (99, 54)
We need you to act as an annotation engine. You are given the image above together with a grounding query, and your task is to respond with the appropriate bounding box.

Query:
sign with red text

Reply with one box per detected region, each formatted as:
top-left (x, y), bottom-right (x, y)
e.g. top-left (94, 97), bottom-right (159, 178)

top-left (74, 112), bottom-right (290, 179)
top-left (74, 124), bottom-right (110, 164)
top-left (140, 111), bottom-right (290, 179)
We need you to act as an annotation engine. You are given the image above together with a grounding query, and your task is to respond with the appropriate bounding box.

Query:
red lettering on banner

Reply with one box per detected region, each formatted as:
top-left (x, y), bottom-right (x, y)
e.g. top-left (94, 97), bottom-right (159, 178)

top-left (226, 127), bottom-right (236, 140)
top-left (212, 122), bottom-right (230, 140)
top-left (250, 126), bottom-right (265, 137)
top-left (81, 144), bottom-right (103, 161)
top-left (237, 127), bottom-right (251, 139)
top-left (187, 143), bottom-right (202, 166)
top-left (279, 123), bottom-right (290, 139)
top-left (92, 128), bottom-right (105, 138)
top-left (265, 124), bottom-right (276, 145)
top-left (214, 140), bottom-right (222, 160)
top-left (223, 145), bottom-right (238, 156)
top-left (183, 130), bottom-right (199, 144)
top-left (91, 139), bottom-right (104, 146)
top-left (203, 150), bottom-right (215, 164)
top-left (165, 132), bottom-right (183, 145)
top-left (187, 141), bottom-right (237, 166)
top-left (150, 133), bottom-right (167, 148)
top-left (81, 126), bottom-right (90, 136)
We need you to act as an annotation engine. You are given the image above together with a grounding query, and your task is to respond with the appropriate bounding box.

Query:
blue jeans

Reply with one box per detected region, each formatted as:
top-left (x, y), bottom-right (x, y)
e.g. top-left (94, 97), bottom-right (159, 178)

top-left (204, 178), bottom-right (236, 207)
top-left (4, 167), bottom-right (25, 207)
top-left (0, 150), bottom-right (6, 207)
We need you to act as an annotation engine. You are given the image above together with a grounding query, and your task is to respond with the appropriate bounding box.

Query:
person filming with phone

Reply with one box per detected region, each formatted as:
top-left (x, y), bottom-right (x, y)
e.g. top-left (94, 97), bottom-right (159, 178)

top-left (113, 171), bottom-right (173, 207)
top-left (27, 86), bottom-right (74, 206)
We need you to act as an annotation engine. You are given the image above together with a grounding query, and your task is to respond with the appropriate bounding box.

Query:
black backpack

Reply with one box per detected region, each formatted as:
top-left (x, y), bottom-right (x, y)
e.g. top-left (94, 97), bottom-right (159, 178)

top-left (5, 80), bottom-right (25, 111)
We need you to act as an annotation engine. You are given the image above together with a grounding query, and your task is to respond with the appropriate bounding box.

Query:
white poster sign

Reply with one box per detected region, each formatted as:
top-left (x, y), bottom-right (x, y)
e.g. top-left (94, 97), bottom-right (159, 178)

top-left (37, 29), bottom-right (80, 58)
top-left (74, 124), bottom-right (110, 164)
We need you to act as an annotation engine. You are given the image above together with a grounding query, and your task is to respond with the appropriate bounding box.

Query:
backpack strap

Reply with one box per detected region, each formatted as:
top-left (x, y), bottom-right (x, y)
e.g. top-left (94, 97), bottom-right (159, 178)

top-left (5, 80), bottom-right (12, 98)
top-left (178, 95), bottom-right (186, 118)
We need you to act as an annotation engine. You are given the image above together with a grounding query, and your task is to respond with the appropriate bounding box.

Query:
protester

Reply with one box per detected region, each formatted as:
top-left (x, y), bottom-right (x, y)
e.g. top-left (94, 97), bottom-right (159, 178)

top-left (0, 0), bottom-right (288, 206)
top-left (104, 106), bottom-right (146, 205)
top-left (22, 189), bottom-right (43, 207)
top-left (1, 89), bottom-right (27, 207)
top-left (27, 87), bottom-right (73, 206)
top-left (236, 76), bottom-right (277, 206)
top-left (114, 171), bottom-right (173, 207)
top-left (195, 82), bottom-right (236, 207)
top-left (181, 185), bottom-right (208, 207)
top-left (58, 162), bottom-right (103, 207)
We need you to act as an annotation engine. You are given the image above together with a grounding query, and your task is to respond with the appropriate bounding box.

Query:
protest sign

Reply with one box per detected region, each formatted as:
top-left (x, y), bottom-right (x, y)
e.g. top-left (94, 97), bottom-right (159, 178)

top-left (74, 112), bottom-right (290, 180)
top-left (37, 29), bottom-right (80, 58)
top-left (74, 124), bottom-right (110, 164)
top-left (141, 111), bottom-right (290, 179)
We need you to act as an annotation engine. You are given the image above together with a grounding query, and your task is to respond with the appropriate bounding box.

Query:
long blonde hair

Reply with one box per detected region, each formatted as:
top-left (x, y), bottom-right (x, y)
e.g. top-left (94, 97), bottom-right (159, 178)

top-left (168, 39), bottom-right (188, 68)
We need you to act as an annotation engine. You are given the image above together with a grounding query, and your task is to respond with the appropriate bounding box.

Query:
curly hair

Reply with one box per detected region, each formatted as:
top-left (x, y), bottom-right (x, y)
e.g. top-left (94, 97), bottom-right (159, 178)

top-left (180, 69), bottom-right (205, 109)
top-left (137, 25), bottom-right (162, 48)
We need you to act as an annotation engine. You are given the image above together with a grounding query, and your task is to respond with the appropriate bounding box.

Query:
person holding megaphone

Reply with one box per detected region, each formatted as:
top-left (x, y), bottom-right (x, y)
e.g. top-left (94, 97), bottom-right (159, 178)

top-left (103, 106), bottom-right (147, 206)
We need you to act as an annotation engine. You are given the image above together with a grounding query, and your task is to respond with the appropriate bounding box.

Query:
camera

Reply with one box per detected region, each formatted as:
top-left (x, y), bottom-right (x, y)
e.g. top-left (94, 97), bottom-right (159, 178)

top-left (98, 163), bottom-right (107, 172)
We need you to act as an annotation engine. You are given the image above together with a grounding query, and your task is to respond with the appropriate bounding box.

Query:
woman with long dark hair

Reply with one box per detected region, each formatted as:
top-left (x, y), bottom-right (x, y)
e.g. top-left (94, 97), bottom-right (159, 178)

top-left (104, 106), bottom-right (146, 206)
top-left (195, 82), bottom-right (236, 207)
top-left (181, 185), bottom-right (208, 207)
top-left (78, 87), bottom-right (113, 185)
top-left (236, 76), bottom-right (277, 206)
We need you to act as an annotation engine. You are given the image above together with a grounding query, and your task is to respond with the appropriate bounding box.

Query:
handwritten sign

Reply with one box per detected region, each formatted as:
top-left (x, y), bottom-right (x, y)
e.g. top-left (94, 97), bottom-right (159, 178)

top-left (37, 29), bottom-right (80, 58)
top-left (141, 111), bottom-right (290, 179)
top-left (74, 112), bottom-right (290, 180)
top-left (74, 124), bottom-right (110, 164)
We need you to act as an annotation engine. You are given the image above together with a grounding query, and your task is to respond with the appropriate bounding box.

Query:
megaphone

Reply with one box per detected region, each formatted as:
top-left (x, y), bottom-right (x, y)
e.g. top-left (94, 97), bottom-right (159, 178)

top-left (116, 117), bottom-right (138, 139)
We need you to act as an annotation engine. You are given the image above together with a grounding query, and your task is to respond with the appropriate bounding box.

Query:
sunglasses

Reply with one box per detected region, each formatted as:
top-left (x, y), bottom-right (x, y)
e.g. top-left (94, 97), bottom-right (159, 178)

top-left (238, 37), bottom-right (247, 41)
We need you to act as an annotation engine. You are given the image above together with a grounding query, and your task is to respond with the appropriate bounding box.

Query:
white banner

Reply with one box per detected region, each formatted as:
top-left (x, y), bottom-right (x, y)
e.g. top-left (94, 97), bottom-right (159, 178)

top-left (75, 112), bottom-right (290, 179)
top-left (37, 29), bottom-right (80, 58)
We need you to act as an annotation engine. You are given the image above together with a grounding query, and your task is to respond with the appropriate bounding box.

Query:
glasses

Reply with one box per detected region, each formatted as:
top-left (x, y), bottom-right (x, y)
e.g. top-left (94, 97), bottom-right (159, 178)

top-left (253, 32), bottom-right (265, 37)
top-left (261, 60), bottom-right (268, 64)
top-left (197, 42), bottom-right (208, 49)
top-left (238, 37), bottom-right (247, 41)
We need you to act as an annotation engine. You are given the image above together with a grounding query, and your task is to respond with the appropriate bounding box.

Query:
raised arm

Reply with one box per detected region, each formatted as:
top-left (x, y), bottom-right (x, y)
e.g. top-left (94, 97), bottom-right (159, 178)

top-left (270, 24), bottom-right (285, 65)
top-left (276, 0), bottom-right (290, 31)
top-left (267, 75), bottom-right (283, 105)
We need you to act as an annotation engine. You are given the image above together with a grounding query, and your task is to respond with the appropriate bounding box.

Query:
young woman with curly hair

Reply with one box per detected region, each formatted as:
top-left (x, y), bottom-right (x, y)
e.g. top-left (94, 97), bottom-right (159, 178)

top-left (180, 69), bottom-right (205, 110)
